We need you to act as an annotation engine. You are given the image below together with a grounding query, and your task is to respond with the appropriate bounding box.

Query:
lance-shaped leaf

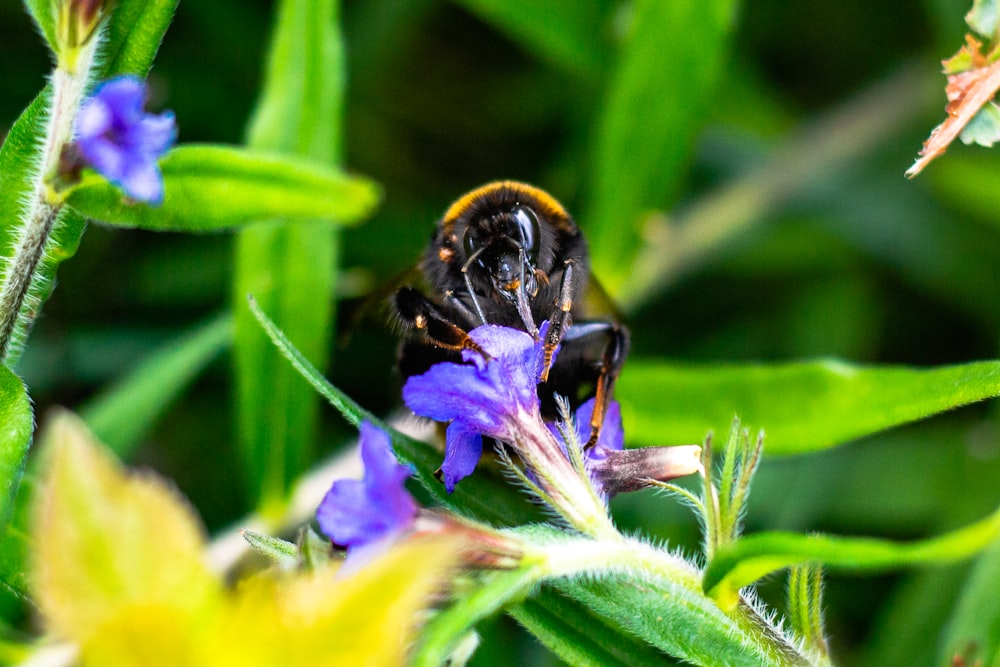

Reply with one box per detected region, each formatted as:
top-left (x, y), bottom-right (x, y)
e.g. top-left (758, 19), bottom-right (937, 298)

top-left (618, 357), bottom-right (1000, 455)
top-left (454, 0), bottom-right (608, 77)
top-left (939, 537), bottom-right (1000, 665)
top-left (702, 506), bottom-right (1000, 609)
top-left (586, 0), bottom-right (737, 292)
top-left (0, 367), bottom-right (33, 531)
top-left (234, 0), bottom-right (356, 511)
top-left (65, 145), bottom-right (379, 232)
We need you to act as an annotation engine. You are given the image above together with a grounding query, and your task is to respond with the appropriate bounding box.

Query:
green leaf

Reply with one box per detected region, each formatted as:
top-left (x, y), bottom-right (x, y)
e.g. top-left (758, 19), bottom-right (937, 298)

top-left (618, 357), bottom-right (1000, 455)
top-left (0, 366), bottom-right (32, 532)
top-left (0, 474), bottom-right (32, 602)
top-left (967, 0), bottom-right (1000, 41)
top-left (79, 313), bottom-right (232, 457)
top-left (556, 576), bottom-right (783, 666)
top-left (247, 297), bottom-right (375, 429)
top-left (940, 538), bottom-right (1000, 665)
top-left (586, 0), bottom-right (737, 292)
top-left (101, 0), bottom-right (179, 77)
top-left (702, 507), bottom-right (1000, 606)
top-left (233, 0), bottom-right (352, 512)
top-left (65, 145), bottom-right (380, 232)
top-left (0, 91), bottom-right (48, 272)
top-left (241, 530), bottom-right (298, 568)
top-left (959, 102), bottom-right (1000, 148)
top-left (511, 589), bottom-right (679, 667)
top-left (454, 0), bottom-right (609, 77)
top-left (23, 0), bottom-right (57, 52)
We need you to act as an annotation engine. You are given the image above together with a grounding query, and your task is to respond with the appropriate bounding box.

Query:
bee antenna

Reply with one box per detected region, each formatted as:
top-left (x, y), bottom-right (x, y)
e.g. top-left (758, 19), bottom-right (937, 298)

top-left (461, 246), bottom-right (489, 326)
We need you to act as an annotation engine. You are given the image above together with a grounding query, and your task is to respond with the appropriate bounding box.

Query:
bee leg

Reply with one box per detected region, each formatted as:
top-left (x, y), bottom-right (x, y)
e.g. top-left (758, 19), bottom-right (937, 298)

top-left (581, 324), bottom-right (629, 451)
top-left (540, 260), bottom-right (575, 382)
top-left (395, 286), bottom-right (488, 358)
top-left (548, 320), bottom-right (629, 450)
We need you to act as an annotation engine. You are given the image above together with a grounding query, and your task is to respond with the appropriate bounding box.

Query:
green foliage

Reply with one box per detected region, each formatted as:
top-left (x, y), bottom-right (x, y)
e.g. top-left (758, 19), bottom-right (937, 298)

top-left (940, 538), bottom-right (1000, 665)
top-left (66, 146), bottom-right (380, 232)
top-left (454, 0), bottom-right (610, 77)
top-left (619, 358), bottom-right (1000, 455)
top-left (79, 314), bottom-right (232, 456)
top-left (703, 507), bottom-right (1000, 603)
top-left (586, 0), bottom-right (737, 291)
top-left (233, 0), bottom-right (349, 513)
top-left (6, 0), bottom-right (1000, 664)
top-left (0, 366), bottom-right (32, 531)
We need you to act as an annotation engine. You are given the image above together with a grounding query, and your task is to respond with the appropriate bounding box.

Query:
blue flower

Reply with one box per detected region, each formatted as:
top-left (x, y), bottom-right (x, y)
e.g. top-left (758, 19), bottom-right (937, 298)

top-left (403, 322), bottom-right (553, 492)
top-left (316, 422), bottom-right (418, 566)
top-left (75, 76), bottom-right (176, 205)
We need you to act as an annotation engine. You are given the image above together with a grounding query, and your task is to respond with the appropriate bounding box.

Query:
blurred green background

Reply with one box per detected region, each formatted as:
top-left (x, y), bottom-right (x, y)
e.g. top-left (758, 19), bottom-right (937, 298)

top-left (3, 0), bottom-right (1000, 664)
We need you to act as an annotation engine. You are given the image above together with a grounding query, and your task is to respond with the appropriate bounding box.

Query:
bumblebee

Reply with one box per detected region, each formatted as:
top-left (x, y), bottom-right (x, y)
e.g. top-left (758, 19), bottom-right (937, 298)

top-left (395, 181), bottom-right (629, 447)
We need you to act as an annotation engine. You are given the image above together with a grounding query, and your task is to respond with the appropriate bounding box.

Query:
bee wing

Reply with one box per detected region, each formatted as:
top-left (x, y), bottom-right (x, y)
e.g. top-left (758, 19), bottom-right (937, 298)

top-left (339, 264), bottom-right (428, 348)
top-left (579, 273), bottom-right (626, 323)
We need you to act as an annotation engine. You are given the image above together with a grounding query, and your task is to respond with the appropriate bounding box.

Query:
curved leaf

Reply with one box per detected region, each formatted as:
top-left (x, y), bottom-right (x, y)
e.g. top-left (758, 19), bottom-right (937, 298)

top-left (618, 358), bottom-right (1000, 455)
top-left (80, 313), bottom-right (232, 457)
top-left (586, 0), bottom-right (737, 292)
top-left (102, 0), bottom-right (179, 77)
top-left (510, 591), bottom-right (675, 667)
top-left (65, 145), bottom-right (380, 232)
top-left (23, 0), bottom-right (57, 53)
top-left (454, 0), bottom-right (609, 77)
top-left (702, 506), bottom-right (1000, 607)
top-left (0, 366), bottom-right (33, 530)
top-left (940, 537), bottom-right (1000, 665)
top-left (234, 0), bottom-right (352, 510)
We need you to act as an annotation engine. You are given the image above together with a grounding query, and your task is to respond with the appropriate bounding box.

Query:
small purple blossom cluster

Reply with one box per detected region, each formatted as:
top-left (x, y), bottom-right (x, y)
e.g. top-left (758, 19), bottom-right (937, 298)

top-left (74, 76), bottom-right (175, 204)
top-left (318, 322), bottom-right (701, 566)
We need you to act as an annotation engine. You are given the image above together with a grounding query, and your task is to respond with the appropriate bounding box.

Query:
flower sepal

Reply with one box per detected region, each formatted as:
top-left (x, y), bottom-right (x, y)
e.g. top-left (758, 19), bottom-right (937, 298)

top-left (589, 444), bottom-right (703, 496)
top-left (55, 0), bottom-right (114, 71)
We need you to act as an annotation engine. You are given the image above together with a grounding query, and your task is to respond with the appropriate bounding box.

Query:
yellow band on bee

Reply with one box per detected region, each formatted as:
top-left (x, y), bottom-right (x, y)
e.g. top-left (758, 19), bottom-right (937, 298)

top-left (442, 181), bottom-right (570, 230)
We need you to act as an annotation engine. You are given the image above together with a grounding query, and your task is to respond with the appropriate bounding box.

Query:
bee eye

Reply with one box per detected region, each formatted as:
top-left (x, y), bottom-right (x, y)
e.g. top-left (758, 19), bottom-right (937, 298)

top-left (512, 206), bottom-right (540, 260)
top-left (463, 228), bottom-right (478, 258)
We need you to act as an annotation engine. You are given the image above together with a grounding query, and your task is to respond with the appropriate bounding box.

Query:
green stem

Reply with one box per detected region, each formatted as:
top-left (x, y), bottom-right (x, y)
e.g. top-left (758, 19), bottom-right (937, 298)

top-left (515, 416), bottom-right (620, 541)
top-left (0, 44), bottom-right (97, 365)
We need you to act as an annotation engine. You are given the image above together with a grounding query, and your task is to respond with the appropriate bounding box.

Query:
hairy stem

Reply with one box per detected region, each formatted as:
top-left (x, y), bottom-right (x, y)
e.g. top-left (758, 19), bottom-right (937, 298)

top-left (0, 46), bottom-right (96, 365)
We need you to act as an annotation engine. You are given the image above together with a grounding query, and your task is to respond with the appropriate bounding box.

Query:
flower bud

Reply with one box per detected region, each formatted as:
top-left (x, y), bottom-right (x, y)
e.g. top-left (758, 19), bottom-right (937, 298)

top-left (57, 0), bottom-right (114, 57)
top-left (590, 444), bottom-right (702, 496)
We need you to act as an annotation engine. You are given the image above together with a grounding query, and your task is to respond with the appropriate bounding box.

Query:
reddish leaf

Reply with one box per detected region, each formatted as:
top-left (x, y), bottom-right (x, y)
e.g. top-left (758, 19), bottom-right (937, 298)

top-left (906, 35), bottom-right (1000, 177)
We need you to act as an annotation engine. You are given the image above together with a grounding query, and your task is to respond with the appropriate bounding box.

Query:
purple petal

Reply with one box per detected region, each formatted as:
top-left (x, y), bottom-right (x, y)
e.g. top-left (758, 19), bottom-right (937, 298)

top-left (119, 160), bottom-right (164, 204)
top-left (76, 98), bottom-right (112, 138)
top-left (74, 75), bottom-right (175, 205)
top-left (442, 423), bottom-right (483, 492)
top-left (134, 111), bottom-right (177, 155)
top-left (316, 478), bottom-right (377, 547)
top-left (403, 362), bottom-right (507, 436)
top-left (315, 421), bottom-right (417, 553)
top-left (576, 398), bottom-right (624, 453)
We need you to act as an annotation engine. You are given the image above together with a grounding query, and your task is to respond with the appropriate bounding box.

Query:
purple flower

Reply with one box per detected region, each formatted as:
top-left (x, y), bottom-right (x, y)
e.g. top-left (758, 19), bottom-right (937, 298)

top-left (75, 76), bottom-right (176, 205)
top-left (316, 422), bottom-right (418, 567)
top-left (403, 322), bottom-right (553, 492)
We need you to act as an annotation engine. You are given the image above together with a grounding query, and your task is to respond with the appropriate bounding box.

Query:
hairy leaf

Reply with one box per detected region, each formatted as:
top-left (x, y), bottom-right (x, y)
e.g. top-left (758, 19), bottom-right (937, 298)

top-left (66, 145), bottom-right (379, 232)
top-left (618, 357), bottom-right (1000, 455)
